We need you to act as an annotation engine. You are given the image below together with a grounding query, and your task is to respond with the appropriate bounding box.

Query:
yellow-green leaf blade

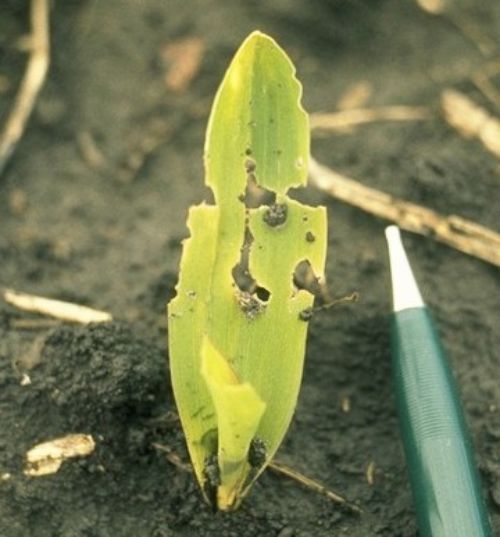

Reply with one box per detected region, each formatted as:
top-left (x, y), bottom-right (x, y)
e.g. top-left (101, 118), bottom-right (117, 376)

top-left (201, 337), bottom-right (266, 510)
top-left (168, 204), bottom-right (220, 490)
top-left (205, 31), bottom-right (309, 200)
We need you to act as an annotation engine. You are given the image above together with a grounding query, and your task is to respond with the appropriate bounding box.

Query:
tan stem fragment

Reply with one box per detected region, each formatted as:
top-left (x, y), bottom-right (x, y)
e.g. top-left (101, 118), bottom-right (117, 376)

top-left (310, 106), bottom-right (431, 133)
top-left (24, 434), bottom-right (95, 476)
top-left (441, 89), bottom-right (500, 157)
top-left (0, 0), bottom-right (50, 175)
top-left (268, 460), bottom-right (362, 513)
top-left (336, 81), bottom-right (373, 111)
top-left (309, 158), bottom-right (500, 268)
top-left (3, 289), bottom-right (112, 324)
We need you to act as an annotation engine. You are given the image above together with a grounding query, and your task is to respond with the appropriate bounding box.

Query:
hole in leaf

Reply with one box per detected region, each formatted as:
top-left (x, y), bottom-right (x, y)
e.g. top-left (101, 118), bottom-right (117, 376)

top-left (305, 231), bottom-right (315, 242)
top-left (293, 259), bottom-right (323, 296)
top-left (232, 229), bottom-right (256, 293)
top-left (232, 227), bottom-right (271, 318)
top-left (201, 185), bottom-right (216, 205)
top-left (254, 286), bottom-right (270, 302)
top-left (245, 157), bottom-right (256, 174)
top-left (240, 173), bottom-right (276, 209)
top-left (237, 291), bottom-right (267, 319)
top-left (233, 158), bottom-right (275, 316)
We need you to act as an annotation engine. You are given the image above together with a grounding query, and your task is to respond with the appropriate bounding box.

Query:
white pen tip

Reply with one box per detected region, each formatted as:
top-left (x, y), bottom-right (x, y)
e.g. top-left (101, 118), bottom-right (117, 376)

top-left (385, 226), bottom-right (424, 312)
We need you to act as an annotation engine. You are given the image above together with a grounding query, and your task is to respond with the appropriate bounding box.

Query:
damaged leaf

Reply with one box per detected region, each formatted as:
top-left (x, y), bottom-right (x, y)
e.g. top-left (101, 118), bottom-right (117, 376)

top-left (168, 31), bottom-right (327, 510)
top-left (201, 336), bottom-right (266, 509)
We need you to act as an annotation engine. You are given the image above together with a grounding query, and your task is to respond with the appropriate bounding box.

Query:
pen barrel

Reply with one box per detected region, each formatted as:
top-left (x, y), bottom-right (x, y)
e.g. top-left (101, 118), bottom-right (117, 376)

top-left (391, 307), bottom-right (491, 537)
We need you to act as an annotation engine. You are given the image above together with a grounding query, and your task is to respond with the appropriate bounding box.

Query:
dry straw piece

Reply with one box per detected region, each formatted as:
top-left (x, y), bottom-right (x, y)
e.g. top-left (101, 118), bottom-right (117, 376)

top-left (24, 434), bottom-right (96, 477)
top-left (309, 158), bottom-right (500, 268)
top-left (441, 89), bottom-right (500, 157)
top-left (3, 289), bottom-right (112, 324)
top-left (0, 0), bottom-right (50, 176)
top-left (310, 106), bottom-right (431, 133)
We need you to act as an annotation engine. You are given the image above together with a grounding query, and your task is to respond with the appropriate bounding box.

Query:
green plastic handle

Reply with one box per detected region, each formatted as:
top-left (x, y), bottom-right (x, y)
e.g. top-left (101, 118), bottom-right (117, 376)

top-left (391, 306), bottom-right (492, 537)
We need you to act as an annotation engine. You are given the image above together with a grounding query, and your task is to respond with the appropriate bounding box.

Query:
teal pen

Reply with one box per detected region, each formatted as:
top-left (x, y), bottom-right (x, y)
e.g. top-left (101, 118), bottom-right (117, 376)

top-left (385, 225), bottom-right (492, 537)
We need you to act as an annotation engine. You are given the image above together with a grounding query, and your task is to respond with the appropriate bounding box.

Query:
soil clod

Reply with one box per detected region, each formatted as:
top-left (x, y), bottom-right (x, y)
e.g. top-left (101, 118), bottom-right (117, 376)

top-left (263, 203), bottom-right (288, 227)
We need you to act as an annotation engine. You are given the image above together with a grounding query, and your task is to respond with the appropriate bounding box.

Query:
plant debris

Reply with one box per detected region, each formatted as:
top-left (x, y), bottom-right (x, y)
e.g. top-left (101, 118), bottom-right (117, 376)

top-left (24, 434), bottom-right (96, 477)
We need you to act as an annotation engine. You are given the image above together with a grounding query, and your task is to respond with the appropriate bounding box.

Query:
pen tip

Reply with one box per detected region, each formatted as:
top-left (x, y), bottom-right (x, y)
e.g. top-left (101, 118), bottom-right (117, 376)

top-left (385, 226), bottom-right (424, 312)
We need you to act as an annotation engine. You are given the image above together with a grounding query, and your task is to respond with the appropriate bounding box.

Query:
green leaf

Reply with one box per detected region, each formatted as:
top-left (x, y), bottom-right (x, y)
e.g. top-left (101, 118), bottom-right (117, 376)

top-left (168, 31), bottom-right (327, 510)
top-left (201, 336), bottom-right (266, 509)
top-left (205, 31), bottom-right (309, 199)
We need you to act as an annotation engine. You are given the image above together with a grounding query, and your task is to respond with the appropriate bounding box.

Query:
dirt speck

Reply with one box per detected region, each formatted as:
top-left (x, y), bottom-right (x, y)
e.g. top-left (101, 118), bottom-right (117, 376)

top-left (263, 203), bottom-right (288, 227)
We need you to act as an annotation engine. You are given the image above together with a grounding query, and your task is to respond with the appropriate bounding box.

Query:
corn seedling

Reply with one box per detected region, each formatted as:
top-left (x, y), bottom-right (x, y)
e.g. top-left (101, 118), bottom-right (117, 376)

top-left (168, 31), bottom-right (327, 510)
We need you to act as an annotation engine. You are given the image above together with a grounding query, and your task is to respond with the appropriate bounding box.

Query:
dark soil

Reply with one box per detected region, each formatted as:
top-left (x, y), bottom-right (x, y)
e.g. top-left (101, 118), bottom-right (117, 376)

top-left (1, 1), bottom-right (499, 535)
